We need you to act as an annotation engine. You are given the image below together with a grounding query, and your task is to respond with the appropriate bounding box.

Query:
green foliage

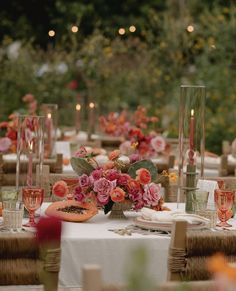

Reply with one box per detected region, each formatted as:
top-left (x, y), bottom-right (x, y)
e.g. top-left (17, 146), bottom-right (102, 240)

top-left (125, 247), bottom-right (156, 291)
top-left (0, 1), bottom-right (236, 153)
top-left (70, 157), bottom-right (94, 176)
top-left (128, 160), bottom-right (157, 181)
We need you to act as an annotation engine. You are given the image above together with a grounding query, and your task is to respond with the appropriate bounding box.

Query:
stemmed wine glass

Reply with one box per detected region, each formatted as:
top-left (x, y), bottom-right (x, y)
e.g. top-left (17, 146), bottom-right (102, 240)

top-left (22, 187), bottom-right (44, 227)
top-left (214, 189), bottom-right (235, 227)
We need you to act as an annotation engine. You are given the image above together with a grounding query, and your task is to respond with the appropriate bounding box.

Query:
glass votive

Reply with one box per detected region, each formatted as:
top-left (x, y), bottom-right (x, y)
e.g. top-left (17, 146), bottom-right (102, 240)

top-left (196, 209), bottom-right (217, 228)
top-left (1, 187), bottom-right (18, 201)
top-left (2, 201), bottom-right (24, 231)
top-left (192, 190), bottom-right (209, 212)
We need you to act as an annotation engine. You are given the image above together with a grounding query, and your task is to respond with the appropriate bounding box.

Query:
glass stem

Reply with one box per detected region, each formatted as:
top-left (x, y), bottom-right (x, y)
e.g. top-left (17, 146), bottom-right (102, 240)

top-left (29, 210), bottom-right (35, 225)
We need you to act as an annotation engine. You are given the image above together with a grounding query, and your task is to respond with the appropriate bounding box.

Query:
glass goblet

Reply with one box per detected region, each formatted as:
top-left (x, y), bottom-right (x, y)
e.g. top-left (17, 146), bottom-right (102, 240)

top-left (214, 189), bottom-right (235, 227)
top-left (22, 187), bottom-right (44, 227)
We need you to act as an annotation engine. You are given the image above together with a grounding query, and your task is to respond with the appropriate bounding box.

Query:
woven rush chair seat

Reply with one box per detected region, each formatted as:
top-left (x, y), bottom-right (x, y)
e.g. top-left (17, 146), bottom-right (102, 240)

top-left (0, 232), bottom-right (40, 285)
top-left (168, 220), bottom-right (236, 282)
top-left (0, 231), bottom-right (61, 289)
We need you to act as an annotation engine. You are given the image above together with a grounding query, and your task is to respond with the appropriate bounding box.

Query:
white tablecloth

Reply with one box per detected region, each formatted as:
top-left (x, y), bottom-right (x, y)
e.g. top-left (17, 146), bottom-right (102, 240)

top-left (41, 203), bottom-right (178, 288)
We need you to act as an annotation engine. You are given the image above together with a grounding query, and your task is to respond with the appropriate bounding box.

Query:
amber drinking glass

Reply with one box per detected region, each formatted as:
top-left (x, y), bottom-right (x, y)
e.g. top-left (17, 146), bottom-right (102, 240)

top-left (214, 189), bottom-right (235, 227)
top-left (22, 187), bottom-right (44, 227)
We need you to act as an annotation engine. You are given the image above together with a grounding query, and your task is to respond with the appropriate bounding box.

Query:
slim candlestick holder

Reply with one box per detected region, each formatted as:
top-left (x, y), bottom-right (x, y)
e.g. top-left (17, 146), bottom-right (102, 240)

top-left (177, 85), bottom-right (206, 209)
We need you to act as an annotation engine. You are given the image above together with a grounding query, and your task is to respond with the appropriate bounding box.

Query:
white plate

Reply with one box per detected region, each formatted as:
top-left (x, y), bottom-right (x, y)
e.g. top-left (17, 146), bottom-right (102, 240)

top-left (133, 217), bottom-right (208, 232)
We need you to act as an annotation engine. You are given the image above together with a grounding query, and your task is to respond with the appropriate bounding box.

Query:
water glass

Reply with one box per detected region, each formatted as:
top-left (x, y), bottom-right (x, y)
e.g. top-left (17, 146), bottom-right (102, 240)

top-left (0, 187), bottom-right (18, 201)
top-left (192, 190), bottom-right (209, 212)
top-left (2, 201), bottom-right (24, 231)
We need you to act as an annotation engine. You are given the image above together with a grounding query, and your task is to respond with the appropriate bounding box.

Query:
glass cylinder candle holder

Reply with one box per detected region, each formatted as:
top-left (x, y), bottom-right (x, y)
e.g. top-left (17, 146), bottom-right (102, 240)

top-left (41, 103), bottom-right (58, 158)
top-left (177, 85), bottom-right (206, 212)
top-left (87, 101), bottom-right (96, 141)
top-left (16, 115), bottom-right (45, 226)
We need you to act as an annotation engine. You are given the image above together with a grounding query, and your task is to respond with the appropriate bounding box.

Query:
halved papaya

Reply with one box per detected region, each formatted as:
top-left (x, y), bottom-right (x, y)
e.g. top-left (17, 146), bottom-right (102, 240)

top-left (45, 200), bottom-right (98, 222)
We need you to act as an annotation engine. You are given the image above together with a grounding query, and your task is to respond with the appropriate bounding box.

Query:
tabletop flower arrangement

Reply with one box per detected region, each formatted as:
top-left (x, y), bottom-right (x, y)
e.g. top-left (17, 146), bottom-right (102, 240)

top-left (53, 147), bottom-right (171, 217)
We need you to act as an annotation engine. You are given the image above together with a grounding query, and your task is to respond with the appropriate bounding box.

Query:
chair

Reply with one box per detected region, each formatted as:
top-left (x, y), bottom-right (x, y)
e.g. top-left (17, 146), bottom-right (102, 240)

top-left (0, 219), bottom-right (61, 290)
top-left (167, 220), bottom-right (236, 282)
top-left (219, 154), bottom-right (236, 176)
top-left (0, 153), bottom-right (63, 187)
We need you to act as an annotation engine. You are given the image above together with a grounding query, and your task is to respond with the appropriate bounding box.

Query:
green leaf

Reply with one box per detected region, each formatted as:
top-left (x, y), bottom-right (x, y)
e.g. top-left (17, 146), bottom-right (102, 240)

top-left (104, 199), bottom-right (114, 214)
top-left (70, 157), bottom-right (95, 175)
top-left (128, 160), bottom-right (157, 181)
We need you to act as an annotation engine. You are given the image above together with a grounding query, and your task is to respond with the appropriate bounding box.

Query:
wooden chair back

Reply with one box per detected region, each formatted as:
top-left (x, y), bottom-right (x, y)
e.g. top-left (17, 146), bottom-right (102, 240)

top-left (168, 220), bottom-right (236, 282)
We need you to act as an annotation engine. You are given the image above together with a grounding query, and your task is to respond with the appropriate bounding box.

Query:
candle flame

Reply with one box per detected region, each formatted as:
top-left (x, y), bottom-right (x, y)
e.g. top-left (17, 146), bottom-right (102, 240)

top-left (89, 102), bottom-right (95, 109)
top-left (47, 113), bottom-right (52, 119)
top-left (76, 104), bottom-right (81, 111)
top-left (29, 141), bottom-right (33, 151)
top-left (191, 109), bottom-right (194, 117)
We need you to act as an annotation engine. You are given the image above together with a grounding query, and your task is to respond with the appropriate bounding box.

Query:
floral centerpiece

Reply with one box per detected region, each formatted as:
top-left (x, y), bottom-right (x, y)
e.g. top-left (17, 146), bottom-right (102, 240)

top-left (53, 147), bottom-right (172, 217)
top-left (99, 106), bottom-right (170, 159)
top-left (0, 94), bottom-right (37, 153)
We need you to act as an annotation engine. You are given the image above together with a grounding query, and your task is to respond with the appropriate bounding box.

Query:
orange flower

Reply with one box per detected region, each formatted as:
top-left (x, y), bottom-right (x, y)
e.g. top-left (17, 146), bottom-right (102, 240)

top-left (103, 161), bottom-right (115, 170)
top-left (63, 158), bottom-right (70, 166)
top-left (207, 253), bottom-right (236, 281)
top-left (52, 180), bottom-right (69, 198)
top-left (136, 168), bottom-right (151, 185)
top-left (108, 150), bottom-right (120, 161)
top-left (110, 187), bottom-right (126, 203)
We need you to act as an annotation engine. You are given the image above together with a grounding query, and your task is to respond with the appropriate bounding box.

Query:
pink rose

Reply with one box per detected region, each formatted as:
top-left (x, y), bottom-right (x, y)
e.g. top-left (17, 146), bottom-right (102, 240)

top-left (129, 153), bottom-right (140, 163)
top-left (74, 186), bottom-right (85, 202)
top-left (127, 179), bottom-right (141, 195)
top-left (143, 183), bottom-right (161, 206)
top-left (134, 199), bottom-right (145, 210)
top-left (74, 146), bottom-right (87, 158)
top-left (79, 174), bottom-right (90, 188)
top-left (129, 191), bottom-right (142, 203)
top-left (119, 141), bottom-right (133, 155)
top-left (117, 174), bottom-right (130, 186)
top-left (136, 168), bottom-right (151, 185)
top-left (0, 137), bottom-right (12, 152)
top-left (90, 169), bottom-right (103, 184)
top-left (97, 191), bottom-right (110, 205)
top-left (52, 180), bottom-right (69, 198)
top-left (105, 169), bottom-right (119, 181)
top-left (151, 136), bottom-right (166, 153)
top-left (94, 178), bottom-right (116, 196)
top-left (110, 187), bottom-right (126, 203)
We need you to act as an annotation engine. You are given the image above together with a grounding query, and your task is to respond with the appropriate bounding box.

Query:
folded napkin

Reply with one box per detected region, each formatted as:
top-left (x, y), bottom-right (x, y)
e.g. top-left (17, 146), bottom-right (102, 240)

top-left (141, 208), bottom-right (209, 224)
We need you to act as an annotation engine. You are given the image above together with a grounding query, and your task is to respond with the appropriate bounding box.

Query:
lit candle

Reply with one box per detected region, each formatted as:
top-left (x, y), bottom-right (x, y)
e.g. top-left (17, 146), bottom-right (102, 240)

top-left (47, 112), bottom-right (53, 157)
top-left (75, 103), bottom-right (81, 134)
top-left (189, 109), bottom-right (195, 165)
top-left (88, 102), bottom-right (95, 140)
top-left (27, 141), bottom-right (33, 187)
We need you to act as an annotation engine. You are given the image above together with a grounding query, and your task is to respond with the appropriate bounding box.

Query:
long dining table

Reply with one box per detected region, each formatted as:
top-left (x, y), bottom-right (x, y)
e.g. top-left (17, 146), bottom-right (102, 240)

top-left (40, 203), bottom-right (175, 288)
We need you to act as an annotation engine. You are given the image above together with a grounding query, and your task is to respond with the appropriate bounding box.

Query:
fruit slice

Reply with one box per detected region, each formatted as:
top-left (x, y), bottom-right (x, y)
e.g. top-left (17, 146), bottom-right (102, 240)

top-left (45, 200), bottom-right (97, 222)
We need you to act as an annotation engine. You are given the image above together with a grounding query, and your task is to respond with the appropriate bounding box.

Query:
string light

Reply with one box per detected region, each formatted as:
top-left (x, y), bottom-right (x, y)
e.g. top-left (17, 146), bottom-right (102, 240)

top-left (118, 28), bottom-right (126, 35)
top-left (76, 104), bottom-right (81, 111)
top-left (48, 30), bottom-right (55, 37)
top-left (89, 102), bottom-right (95, 109)
top-left (187, 25), bottom-right (194, 33)
top-left (129, 25), bottom-right (136, 32)
top-left (71, 26), bottom-right (79, 33)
